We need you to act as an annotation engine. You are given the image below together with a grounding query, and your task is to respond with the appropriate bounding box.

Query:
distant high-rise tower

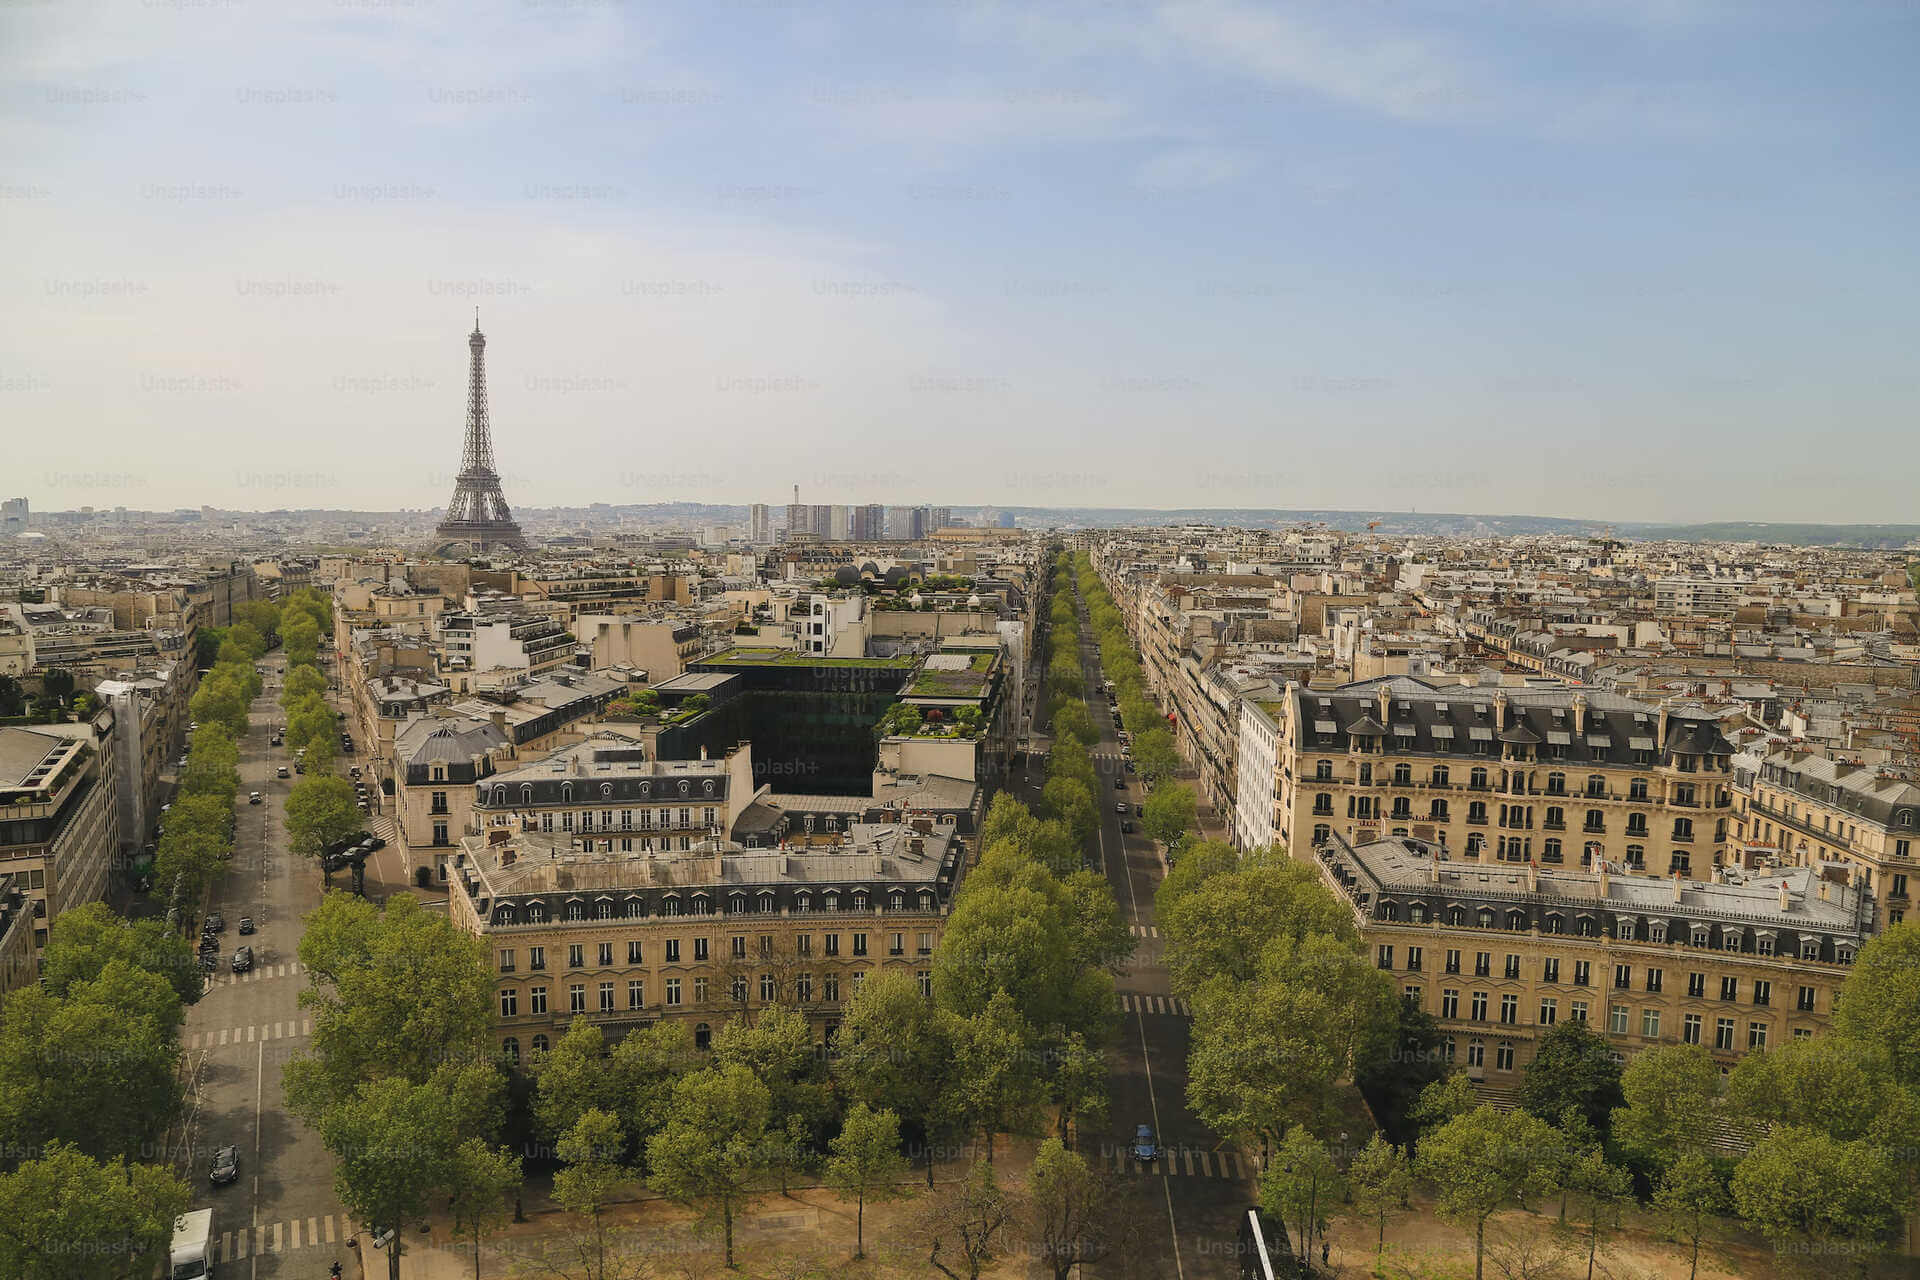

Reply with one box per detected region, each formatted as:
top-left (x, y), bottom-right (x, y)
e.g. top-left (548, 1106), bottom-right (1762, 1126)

top-left (436, 315), bottom-right (527, 552)
top-left (748, 503), bottom-right (771, 543)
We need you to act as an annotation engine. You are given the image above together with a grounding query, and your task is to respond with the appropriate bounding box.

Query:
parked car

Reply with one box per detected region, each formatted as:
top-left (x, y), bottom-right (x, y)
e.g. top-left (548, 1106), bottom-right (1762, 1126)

top-left (199, 952), bottom-right (218, 971)
top-left (277, 766), bottom-right (289, 778)
top-left (1114, 776), bottom-right (1127, 789)
top-left (204, 913), bottom-right (224, 932)
top-left (248, 791), bottom-right (262, 805)
top-left (294, 762), bottom-right (305, 774)
top-left (361, 835), bottom-right (387, 852)
top-left (209, 1145), bottom-right (239, 1186)
top-left (238, 916), bottom-right (254, 935)
top-left (1114, 801), bottom-right (1128, 815)
top-left (1121, 820), bottom-right (1135, 834)
top-left (230, 946), bottom-right (253, 973)
top-left (1130, 1124), bottom-right (1159, 1163)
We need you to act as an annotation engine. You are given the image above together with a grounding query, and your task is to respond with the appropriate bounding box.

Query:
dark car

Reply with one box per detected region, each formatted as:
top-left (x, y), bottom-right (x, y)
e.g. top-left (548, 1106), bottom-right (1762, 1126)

top-left (198, 936), bottom-right (219, 955)
top-left (210, 1144), bottom-right (239, 1186)
top-left (199, 952), bottom-right (218, 971)
top-left (248, 791), bottom-right (263, 805)
top-left (1114, 776), bottom-right (1126, 789)
top-left (362, 835), bottom-right (386, 852)
top-left (1130, 1124), bottom-right (1159, 1163)
top-left (1124, 760), bottom-right (1136, 772)
top-left (204, 913), bottom-right (224, 932)
top-left (1135, 804), bottom-right (1145, 817)
top-left (238, 916), bottom-right (254, 935)
top-left (349, 767), bottom-right (362, 779)
top-left (231, 946), bottom-right (253, 973)
top-left (1121, 820), bottom-right (1135, 834)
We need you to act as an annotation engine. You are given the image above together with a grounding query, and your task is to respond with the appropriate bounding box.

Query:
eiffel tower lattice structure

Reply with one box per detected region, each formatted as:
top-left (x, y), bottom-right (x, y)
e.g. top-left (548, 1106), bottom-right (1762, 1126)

top-left (435, 314), bottom-right (527, 552)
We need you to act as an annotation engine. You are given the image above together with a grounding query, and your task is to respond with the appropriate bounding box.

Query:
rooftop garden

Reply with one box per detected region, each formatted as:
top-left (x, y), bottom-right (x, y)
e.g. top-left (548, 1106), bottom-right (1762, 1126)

top-left (874, 701), bottom-right (984, 740)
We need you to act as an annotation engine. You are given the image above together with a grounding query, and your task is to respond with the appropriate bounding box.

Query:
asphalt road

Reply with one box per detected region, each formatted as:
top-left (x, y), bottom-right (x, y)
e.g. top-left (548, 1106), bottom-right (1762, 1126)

top-left (177, 661), bottom-right (357, 1277)
top-left (1022, 584), bottom-right (1254, 1279)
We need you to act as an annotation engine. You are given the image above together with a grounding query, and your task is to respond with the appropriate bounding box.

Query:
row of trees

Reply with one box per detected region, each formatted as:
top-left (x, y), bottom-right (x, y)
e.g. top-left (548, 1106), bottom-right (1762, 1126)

top-left (0, 904), bottom-right (202, 1278)
top-left (274, 594), bottom-right (364, 879)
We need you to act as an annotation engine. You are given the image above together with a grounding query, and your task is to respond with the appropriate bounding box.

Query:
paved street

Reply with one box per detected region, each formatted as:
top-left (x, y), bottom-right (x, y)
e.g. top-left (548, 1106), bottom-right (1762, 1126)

top-left (176, 660), bottom-right (357, 1277)
top-left (1018, 578), bottom-right (1255, 1278)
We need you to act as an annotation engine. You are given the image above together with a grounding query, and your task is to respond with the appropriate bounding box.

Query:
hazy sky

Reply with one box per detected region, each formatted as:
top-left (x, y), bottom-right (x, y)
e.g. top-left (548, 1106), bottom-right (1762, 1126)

top-left (5, 0), bottom-right (1915, 521)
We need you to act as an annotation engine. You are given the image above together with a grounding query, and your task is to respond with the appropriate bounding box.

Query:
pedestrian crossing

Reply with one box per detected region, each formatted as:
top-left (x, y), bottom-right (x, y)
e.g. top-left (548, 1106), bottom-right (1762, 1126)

top-left (1120, 993), bottom-right (1190, 1017)
top-left (206, 960), bottom-right (303, 986)
top-left (214, 1213), bottom-right (355, 1261)
top-left (1129, 923), bottom-right (1159, 938)
top-left (187, 1018), bottom-right (312, 1050)
top-left (1097, 1142), bottom-right (1249, 1180)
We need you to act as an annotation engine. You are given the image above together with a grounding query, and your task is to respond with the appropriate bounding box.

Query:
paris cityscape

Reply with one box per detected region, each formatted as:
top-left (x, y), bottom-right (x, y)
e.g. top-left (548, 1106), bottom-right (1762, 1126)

top-left (6, 3), bottom-right (1920, 1279)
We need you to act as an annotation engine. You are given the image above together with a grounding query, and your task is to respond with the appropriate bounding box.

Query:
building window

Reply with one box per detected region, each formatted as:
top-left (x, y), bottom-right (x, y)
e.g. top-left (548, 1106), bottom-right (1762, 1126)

top-left (1539, 998), bottom-right (1557, 1025)
top-left (1467, 1041), bottom-right (1485, 1068)
top-left (1797, 985), bottom-right (1816, 1012)
top-left (1495, 1044), bottom-right (1515, 1071)
top-left (598, 942), bottom-right (614, 966)
top-left (433, 821), bottom-right (449, 847)
top-left (1683, 1013), bottom-right (1702, 1044)
top-left (695, 1023), bottom-right (711, 1051)
top-left (1748, 1022), bottom-right (1768, 1050)
top-left (1441, 990), bottom-right (1459, 1018)
top-left (628, 980), bottom-right (645, 1009)
top-left (628, 940), bottom-right (643, 965)
top-left (852, 933), bottom-right (868, 957)
top-left (1573, 961), bottom-right (1591, 987)
top-left (1641, 1009), bottom-right (1660, 1038)
top-left (1377, 945), bottom-right (1395, 970)
top-left (1613, 964), bottom-right (1632, 990)
top-left (1542, 958), bottom-right (1560, 983)
top-left (1499, 994), bottom-right (1518, 1025)
top-left (759, 974), bottom-right (776, 1002)
top-left (1608, 1004), bottom-right (1629, 1035)
top-left (824, 974), bottom-right (841, 1003)
top-left (568, 945), bottom-right (584, 969)
top-left (1752, 980), bottom-right (1771, 1007)
top-left (731, 977), bottom-right (747, 1003)
top-left (569, 985), bottom-right (586, 1014)
top-left (598, 982), bottom-right (614, 1013)
top-left (695, 938), bottom-right (709, 961)
top-left (694, 977), bottom-right (708, 1003)
top-left (1445, 949), bottom-right (1462, 975)
top-left (1470, 992), bottom-right (1488, 1021)
top-left (531, 1033), bottom-right (549, 1054)
top-left (498, 949), bottom-right (515, 974)
top-left (1646, 968), bottom-right (1663, 994)
top-left (1474, 952), bottom-right (1492, 978)
top-left (1570, 1000), bottom-right (1589, 1023)
top-left (1715, 1018), bottom-right (1735, 1051)
top-left (1720, 977), bottom-right (1738, 1002)
top-left (666, 978), bottom-right (682, 1006)
top-left (499, 989), bottom-right (517, 1017)
top-left (918, 970), bottom-right (933, 997)
top-left (797, 974), bottom-right (813, 1002)
top-left (530, 986), bottom-right (547, 1015)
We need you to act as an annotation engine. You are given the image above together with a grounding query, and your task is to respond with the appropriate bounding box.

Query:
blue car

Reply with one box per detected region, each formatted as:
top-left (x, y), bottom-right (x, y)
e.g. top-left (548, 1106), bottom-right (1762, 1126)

top-left (1130, 1124), bottom-right (1159, 1163)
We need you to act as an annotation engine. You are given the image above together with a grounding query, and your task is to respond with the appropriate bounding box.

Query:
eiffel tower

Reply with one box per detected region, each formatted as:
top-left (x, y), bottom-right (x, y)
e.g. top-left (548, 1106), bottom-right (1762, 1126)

top-left (435, 313), bottom-right (527, 552)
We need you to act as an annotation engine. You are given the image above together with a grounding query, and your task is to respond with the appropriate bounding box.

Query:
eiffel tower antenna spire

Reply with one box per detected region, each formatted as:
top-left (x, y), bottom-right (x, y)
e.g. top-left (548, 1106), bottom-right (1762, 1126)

top-left (436, 315), bottom-right (526, 552)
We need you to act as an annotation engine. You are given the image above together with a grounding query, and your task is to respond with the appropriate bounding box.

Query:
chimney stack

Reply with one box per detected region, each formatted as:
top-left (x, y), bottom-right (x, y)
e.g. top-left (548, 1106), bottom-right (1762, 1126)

top-left (1526, 859), bottom-right (1538, 892)
top-left (1429, 847), bottom-right (1441, 884)
top-left (1571, 692), bottom-right (1587, 735)
top-left (1657, 702), bottom-right (1670, 749)
top-left (1597, 859), bottom-right (1611, 897)
top-left (1493, 690), bottom-right (1508, 731)
top-left (1779, 880), bottom-right (1791, 911)
top-left (1673, 870), bottom-right (1684, 903)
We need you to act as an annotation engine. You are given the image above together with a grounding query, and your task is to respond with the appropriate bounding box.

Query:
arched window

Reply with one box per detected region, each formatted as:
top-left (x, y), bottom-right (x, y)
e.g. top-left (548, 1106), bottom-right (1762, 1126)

top-left (1900, 810), bottom-right (1915, 828)
top-left (1409, 903), bottom-right (1428, 923)
top-left (492, 785), bottom-right (507, 806)
top-left (1506, 910), bottom-right (1527, 931)
top-left (888, 890), bottom-right (905, 910)
top-left (918, 889), bottom-right (935, 910)
top-left (1477, 908), bottom-right (1495, 928)
top-left (640, 781), bottom-right (651, 796)
top-left (794, 891), bottom-right (812, 913)
top-left (561, 783), bottom-right (573, 803)
top-left (1470, 767), bottom-right (1488, 789)
top-left (1382, 902), bottom-right (1399, 921)
top-left (502, 1038), bottom-right (520, 1066)
top-left (526, 902), bottom-right (546, 922)
top-left (1545, 913), bottom-right (1563, 935)
top-left (851, 890), bottom-right (869, 911)
top-left (728, 893), bottom-right (747, 915)
top-left (521, 784), bottom-right (533, 805)
top-left (1448, 906), bottom-right (1467, 926)
top-left (531, 1034), bottom-right (549, 1054)
top-left (494, 905), bottom-right (516, 925)
top-left (694, 1023), bottom-right (712, 1050)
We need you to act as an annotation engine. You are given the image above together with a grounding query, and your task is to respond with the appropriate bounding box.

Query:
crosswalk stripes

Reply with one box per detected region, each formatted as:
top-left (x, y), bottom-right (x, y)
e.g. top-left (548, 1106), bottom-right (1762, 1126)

top-left (1097, 1143), bottom-right (1247, 1180)
top-left (1129, 923), bottom-right (1159, 938)
top-left (1120, 993), bottom-right (1191, 1017)
top-left (213, 960), bottom-right (302, 986)
top-left (217, 1214), bottom-right (354, 1261)
top-left (188, 1018), bottom-right (313, 1050)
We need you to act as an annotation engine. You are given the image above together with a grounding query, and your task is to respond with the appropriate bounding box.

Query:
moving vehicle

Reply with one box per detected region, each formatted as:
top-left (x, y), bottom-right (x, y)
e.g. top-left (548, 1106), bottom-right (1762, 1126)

top-left (170, 1209), bottom-right (214, 1280)
top-left (349, 766), bottom-right (361, 779)
top-left (209, 1145), bottom-right (239, 1187)
top-left (1114, 776), bottom-right (1127, 789)
top-left (248, 791), bottom-right (262, 805)
top-left (1114, 801), bottom-right (1128, 815)
top-left (1130, 1124), bottom-right (1159, 1163)
top-left (1121, 820), bottom-right (1135, 834)
top-left (203, 913), bottom-right (224, 932)
top-left (237, 916), bottom-right (254, 935)
top-left (230, 946), bottom-right (253, 973)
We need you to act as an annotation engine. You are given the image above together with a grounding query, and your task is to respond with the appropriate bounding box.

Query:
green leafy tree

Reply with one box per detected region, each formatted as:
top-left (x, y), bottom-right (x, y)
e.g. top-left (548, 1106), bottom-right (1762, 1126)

top-left (446, 1138), bottom-right (521, 1280)
top-left (824, 1103), bottom-right (911, 1259)
top-left (1611, 1043), bottom-right (1722, 1179)
top-left (1028, 1137), bottom-right (1111, 1280)
top-left (0, 674), bottom-right (25, 717)
top-left (1131, 727), bottom-right (1180, 782)
top-left (646, 1064), bottom-right (771, 1268)
top-left (286, 892), bottom-right (496, 1121)
top-left (0, 1144), bottom-right (189, 1280)
top-left (0, 965), bottom-right (183, 1162)
top-left (1049, 1030), bottom-right (1110, 1145)
top-left (284, 775), bottom-right (360, 867)
top-left (1565, 1146), bottom-right (1633, 1280)
top-left (943, 993), bottom-right (1046, 1164)
top-left (1834, 921), bottom-right (1920, 1086)
top-left (1260, 1125), bottom-right (1345, 1265)
top-left (40, 902), bottom-right (201, 1009)
top-left (282, 663), bottom-right (327, 705)
top-left (1730, 1125), bottom-right (1904, 1270)
top-left (553, 1109), bottom-right (633, 1280)
top-left (834, 970), bottom-right (960, 1186)
top-left (1356, 1001), bottom-right (1450, 1144)
top-left (1346, 1133), bottom-right (1413, 1263)
top-left (1040, 776), bottom-right (1095, 847)
top-left (1653, 1152), bottom-right (1728, 1280)
top-left (713, 1004), bottom-right (830, 1192)
top-left (1141, 784), bottom-right (1195, 849)
top-left (318, 1075), bottom-right (468, 1280)
top-left (41, 667), bottom-right (75, 702)
top-left (1417, 1104), bottom-right (1564, 1280)
top-left (1515, 1022), bottom-right (1625, 1138)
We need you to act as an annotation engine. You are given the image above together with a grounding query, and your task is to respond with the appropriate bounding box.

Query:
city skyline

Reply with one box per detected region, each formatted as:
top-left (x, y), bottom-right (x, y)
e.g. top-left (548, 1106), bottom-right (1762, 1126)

top-left (7, 2), bottom-right (1917, 518)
